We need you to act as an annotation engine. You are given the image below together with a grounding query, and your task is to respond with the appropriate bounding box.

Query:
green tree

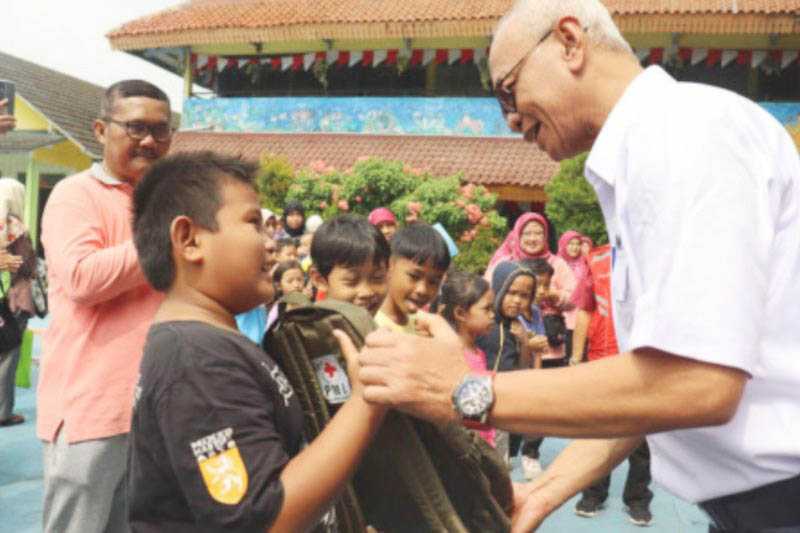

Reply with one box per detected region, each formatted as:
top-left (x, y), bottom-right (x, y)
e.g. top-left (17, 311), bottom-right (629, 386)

top-left (255, 153), bottom-right (295, 213)
top-left (544, 153), bottom-right (608, 245)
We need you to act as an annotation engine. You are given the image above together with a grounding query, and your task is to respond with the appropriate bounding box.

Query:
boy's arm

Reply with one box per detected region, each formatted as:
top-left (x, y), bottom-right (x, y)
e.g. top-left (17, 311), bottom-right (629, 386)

top-left (271, 330), bottom-right (387, 532)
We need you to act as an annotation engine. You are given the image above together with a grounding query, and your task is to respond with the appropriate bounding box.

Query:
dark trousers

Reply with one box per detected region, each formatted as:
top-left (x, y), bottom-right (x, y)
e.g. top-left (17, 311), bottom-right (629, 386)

top-left (582, 441), bottom-right (653, 507)
top-left (702, 473), bottom-right (800, 532)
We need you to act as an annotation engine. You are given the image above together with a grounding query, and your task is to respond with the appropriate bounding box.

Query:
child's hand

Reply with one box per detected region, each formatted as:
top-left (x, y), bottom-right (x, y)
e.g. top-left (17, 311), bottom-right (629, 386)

top-left (528, 335), bottom-right (549, 353)
top-left (510, 321), bottom-right (528, 344)
top-left (332, 329), bottom-right (386, 413)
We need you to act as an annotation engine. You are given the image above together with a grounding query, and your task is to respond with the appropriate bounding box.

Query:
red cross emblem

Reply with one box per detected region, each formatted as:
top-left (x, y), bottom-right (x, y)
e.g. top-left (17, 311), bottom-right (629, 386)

top-left (323, 362), bottom-right (337, 378)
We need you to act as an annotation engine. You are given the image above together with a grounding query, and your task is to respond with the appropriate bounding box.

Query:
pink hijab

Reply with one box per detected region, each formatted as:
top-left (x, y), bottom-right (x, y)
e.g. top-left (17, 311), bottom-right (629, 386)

top-left (487, 213), bottom-right (552, 272)
top-left (558, 230), bottom-right (591, 282)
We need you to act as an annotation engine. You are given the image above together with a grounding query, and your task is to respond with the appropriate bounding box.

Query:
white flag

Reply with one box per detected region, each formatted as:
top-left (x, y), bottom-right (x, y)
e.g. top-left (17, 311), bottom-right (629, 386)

top-left (422, 49), bottom-right (436, 66)
top-left (373, 49), bottom-right (387, 65)
top-left (782, 50), bottom-right (799, 70)
top-left (281, 55), bottom-right (293, 71)
top-left (751, 50), bottom-right (767, 68)
top-left (721, 50), bottom-right (738, 68)
top-left (349, 51), bottom-right (363, 67)
top-left (691, 48), bottom-right (708, 66)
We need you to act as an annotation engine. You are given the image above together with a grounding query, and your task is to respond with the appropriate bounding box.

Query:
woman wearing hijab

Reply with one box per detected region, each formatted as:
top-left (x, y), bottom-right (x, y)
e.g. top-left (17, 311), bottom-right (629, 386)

top-left (558, 230), bottom-right (596, 361)
top-left (280, 200), bottom-right (306, 239)
top-left (485, 213), bottom-right (576, 309)
top-left (0, 178), bottom-right (36, 427)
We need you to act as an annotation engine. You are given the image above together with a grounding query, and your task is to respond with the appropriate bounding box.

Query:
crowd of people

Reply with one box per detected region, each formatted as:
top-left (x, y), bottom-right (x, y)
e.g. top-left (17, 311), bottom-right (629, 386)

top-left (2, 0), bottom-right (799, 531)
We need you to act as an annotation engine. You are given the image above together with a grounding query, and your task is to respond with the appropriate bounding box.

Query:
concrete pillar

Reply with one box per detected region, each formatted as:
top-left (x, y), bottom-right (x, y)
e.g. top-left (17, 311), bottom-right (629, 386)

top-left (24, 154), bottom-right (39, 249)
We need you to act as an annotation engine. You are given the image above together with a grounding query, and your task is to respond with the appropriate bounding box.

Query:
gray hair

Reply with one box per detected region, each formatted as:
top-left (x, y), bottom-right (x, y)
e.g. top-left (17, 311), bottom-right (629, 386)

top-left (497, 0), bottom-right (633, 55)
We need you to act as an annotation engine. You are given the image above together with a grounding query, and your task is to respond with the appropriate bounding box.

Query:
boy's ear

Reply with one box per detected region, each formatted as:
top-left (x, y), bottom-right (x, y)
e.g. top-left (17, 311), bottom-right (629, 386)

top-left (170, 215), bottom-right (203, 265)
top-left (308, 266), bottom-right (329, 292)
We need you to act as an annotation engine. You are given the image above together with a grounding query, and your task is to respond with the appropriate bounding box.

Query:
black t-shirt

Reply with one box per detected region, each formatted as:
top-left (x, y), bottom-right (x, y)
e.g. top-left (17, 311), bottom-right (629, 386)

top-left (128, 321), bottom-right (305, 532)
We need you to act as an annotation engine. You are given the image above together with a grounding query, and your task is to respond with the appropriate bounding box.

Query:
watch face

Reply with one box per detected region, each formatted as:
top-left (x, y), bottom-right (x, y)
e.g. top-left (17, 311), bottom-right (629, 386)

top-left (458, 379), bottom-right (492, 416)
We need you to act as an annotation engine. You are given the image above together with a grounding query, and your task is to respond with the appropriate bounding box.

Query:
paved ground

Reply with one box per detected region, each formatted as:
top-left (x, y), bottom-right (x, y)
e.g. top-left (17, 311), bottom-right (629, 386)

top-left (0, 323), bottom-right (710, 532)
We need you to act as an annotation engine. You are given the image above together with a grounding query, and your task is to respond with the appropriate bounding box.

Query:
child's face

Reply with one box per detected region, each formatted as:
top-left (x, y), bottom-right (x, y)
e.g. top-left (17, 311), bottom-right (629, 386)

top-left (277, 245), bottom-right (298, 262)
top-left (500, 275), bottom-right (535, 319)
top-left (286, 211), bottom-right (304, 230)
top-left (461, 289), bottom-right (495, 337)
top-left (198, 180), bottom-right (274, 313)
top-left (279, 267), bottom-right (305, 295)
top-left (386, 257), bottom-right (445, 315)
top-left (297, 234), bottom-right (313, 258)
top-left (377, 221), bottom-right (397, 241)
top-left (263, 238), bottom-right (278, 274)
top-left (566, 237), bottom-right (582, 258)
top-left (534, 273), bottom-right (552, 304)
top-left (317, 260), bottom-right (389, 316)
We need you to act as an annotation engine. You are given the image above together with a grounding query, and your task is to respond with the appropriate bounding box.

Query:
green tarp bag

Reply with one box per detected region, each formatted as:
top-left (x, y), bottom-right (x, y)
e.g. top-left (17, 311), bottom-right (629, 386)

top-left (263, 300), bottom-right (513, 533)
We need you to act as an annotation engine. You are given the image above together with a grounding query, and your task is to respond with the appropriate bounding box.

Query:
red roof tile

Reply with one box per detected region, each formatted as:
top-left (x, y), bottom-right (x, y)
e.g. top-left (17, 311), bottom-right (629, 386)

top-left (108, 0), bottom-right (800, 49)
top-left (170, 131), bottom-right (559, 188)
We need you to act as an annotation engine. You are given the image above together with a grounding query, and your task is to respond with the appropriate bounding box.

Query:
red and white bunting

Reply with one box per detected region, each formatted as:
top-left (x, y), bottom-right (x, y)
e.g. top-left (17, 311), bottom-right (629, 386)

top-left (191, 47), bottom-right (798, 81)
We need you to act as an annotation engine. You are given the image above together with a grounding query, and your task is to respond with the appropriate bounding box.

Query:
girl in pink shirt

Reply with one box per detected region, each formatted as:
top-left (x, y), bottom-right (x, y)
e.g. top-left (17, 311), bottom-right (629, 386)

top-left (439, 271), bottom-right (496, 446)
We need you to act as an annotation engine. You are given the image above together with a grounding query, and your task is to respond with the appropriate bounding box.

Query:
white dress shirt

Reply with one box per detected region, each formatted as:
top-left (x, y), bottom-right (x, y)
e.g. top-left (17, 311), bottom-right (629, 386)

top-left (585, 66), bottom-right (800, 502)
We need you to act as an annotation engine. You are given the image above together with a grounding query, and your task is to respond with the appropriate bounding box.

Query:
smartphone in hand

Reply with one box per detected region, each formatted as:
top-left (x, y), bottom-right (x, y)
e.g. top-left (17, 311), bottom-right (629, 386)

top-left (0, 80), bottom-right (15, 116)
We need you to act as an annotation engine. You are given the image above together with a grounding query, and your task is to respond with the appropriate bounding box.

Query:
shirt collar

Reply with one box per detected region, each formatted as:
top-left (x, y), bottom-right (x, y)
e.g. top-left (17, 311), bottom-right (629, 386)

top-left (585, 66), bottom-right (676, 186)
top-left (90, 162), bottom-right (126, 186)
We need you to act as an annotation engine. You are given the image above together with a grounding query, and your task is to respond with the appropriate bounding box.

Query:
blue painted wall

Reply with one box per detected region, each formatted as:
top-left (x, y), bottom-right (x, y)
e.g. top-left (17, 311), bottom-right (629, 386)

top-left (183, 97), bottom-right (800, 144)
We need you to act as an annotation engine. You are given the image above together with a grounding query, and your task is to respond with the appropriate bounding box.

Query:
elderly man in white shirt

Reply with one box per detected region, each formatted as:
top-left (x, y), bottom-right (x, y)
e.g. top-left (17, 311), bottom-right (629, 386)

top-left (345, 1), bottom-right (800, 531)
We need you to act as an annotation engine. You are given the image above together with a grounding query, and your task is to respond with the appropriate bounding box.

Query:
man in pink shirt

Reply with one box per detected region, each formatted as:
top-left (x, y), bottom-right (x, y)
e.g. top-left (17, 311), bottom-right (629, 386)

top-left (38, 80), bottom-right (172, 533)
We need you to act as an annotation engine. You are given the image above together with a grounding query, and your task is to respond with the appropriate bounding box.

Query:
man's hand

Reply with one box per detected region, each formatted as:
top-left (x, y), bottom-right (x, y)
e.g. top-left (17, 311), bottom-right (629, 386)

top-left (356, 311), bottom-right (468, 423)
top-left (0, 99), bottom-right (15, 135)
top-left (510, 481), bottom-right (558, 532)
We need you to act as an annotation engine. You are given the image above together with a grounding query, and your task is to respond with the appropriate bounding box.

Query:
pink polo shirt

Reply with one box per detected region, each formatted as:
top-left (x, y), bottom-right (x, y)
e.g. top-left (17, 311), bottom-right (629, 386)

top-left (37, 163), bottom-right (163, 444)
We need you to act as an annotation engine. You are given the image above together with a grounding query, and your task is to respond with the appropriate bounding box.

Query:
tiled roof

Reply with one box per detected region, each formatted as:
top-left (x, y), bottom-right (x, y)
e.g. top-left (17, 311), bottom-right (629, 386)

top-left (108, 0), bottom-right (800, 49)
top-left (170, 131), bottom-right (560, 188)
top-left (0, 51), bottom-right (105, 159)
top-left (0, 130), bottom-right (65, 154)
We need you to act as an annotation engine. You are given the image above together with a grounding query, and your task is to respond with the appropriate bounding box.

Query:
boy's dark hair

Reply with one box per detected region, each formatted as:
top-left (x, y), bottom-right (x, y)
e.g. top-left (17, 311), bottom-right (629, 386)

top-left (440, 270), bottom-right (490, 329)
top-left (272, 260), bottom-right (303, 296)
top-left (101, 79), bottom-right (171, 117)
top-left (311, 214), bottom-right (390, 277)
top-left (521, 258), bottom-right (554, 277)
top-left (276, 237), bottom-right (299, 251)
top-left (133, 151), bottom-right (258, 291)
top-left (390, 223), bottom-right (451, 272)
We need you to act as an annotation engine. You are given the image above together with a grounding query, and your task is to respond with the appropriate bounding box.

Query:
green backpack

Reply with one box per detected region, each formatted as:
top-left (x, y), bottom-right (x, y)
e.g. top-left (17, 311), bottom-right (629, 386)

top-left (263, 300), bottom-right (513, 533)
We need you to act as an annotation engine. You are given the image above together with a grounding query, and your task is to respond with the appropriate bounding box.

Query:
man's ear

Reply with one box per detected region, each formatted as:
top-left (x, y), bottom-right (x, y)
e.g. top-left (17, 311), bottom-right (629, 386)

top-left (93, 119), bottom-right (107, 146)
top-left (170, 216), bottom-right (203, 265)
top-left (553, 16), bottom-right (587, 72)
top-left (309, 266), bottom-right (329, 293)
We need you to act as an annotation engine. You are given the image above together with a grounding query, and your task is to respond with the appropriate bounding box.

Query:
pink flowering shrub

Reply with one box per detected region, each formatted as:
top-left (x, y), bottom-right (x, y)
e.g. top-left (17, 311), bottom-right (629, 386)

top-left (280, 156), bottom-right (507, 273)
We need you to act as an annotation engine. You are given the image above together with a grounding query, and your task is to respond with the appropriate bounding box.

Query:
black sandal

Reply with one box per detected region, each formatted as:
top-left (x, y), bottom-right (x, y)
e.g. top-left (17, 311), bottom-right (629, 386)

top-left (0, 413), bottom-right (24, 427)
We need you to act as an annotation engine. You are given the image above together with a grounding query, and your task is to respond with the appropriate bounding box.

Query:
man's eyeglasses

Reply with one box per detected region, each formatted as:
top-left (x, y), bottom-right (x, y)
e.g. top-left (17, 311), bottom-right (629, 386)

top-left (104, 118), bottom-right (173, 142)
top-left (494, 29), bottom-right (553, 118)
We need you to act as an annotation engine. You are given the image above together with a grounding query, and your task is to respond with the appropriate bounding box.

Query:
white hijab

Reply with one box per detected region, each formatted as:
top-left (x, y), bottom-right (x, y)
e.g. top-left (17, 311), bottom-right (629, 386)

top-left (0, 177), bottom-right (26, 248)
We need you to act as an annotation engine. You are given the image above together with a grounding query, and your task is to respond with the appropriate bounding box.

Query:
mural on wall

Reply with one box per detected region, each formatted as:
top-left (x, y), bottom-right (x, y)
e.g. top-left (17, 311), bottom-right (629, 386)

top-left (184, 98), bottom-right (800, 148)
top-left (759, 103), bottom-right (800, 149)
top-left (183, 97), bottom-right (517, 137)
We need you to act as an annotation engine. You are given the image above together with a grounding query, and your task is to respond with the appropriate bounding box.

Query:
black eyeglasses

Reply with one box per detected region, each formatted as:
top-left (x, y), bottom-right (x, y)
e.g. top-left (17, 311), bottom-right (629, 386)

top-left (494, 29), bottom-right (553, 118)
top-left (104, 118), bottom-right (173, 142)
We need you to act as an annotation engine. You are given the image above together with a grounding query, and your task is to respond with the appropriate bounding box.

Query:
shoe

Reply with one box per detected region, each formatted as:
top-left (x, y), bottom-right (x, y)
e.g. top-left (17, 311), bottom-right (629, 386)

top-left (574, 496), bottom-right (604, 517)
top-left (0, 413), bottom-right (24, 427)
top-left (521, 456), bottom-right (542, 480)
top-left (626, 503), bottom-right (653, 527)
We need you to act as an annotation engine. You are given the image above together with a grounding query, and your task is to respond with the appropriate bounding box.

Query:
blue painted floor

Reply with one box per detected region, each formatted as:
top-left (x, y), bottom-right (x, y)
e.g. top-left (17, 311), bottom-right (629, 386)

top-left (0, 323), bottom-right (709, 532)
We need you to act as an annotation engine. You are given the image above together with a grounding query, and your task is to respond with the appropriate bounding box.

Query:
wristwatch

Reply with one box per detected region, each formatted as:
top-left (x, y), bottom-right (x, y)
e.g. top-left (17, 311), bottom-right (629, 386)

top-left (451, 372), bottom-right (495, 428)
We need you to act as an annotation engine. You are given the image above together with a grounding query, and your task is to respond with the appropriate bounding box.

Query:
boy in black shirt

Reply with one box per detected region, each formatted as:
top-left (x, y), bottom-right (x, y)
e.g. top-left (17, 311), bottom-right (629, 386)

top-left (129, 151), bottom-right (386, 532)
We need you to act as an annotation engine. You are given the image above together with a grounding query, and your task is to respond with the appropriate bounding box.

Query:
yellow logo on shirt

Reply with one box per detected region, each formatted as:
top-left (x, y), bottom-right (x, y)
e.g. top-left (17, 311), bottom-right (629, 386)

top-left (191, 428), bottom-right (248, 505)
